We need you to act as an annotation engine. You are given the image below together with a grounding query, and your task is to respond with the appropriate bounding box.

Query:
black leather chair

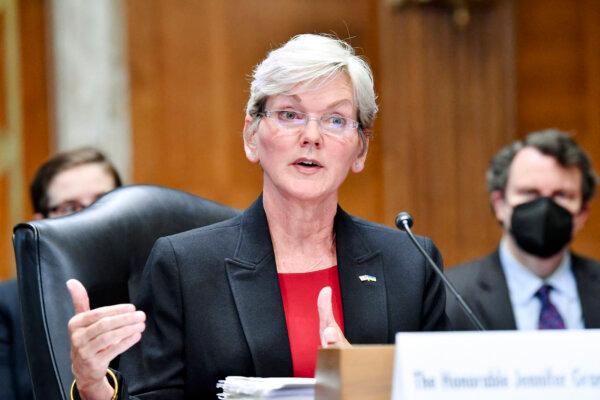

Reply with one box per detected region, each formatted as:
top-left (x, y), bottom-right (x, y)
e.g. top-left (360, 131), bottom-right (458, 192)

top-left (13, 184), bottom-right (240, 399)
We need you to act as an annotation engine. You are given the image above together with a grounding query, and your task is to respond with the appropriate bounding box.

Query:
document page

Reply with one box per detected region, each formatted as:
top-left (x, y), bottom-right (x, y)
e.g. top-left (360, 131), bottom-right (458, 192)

top-left (217, 376), bottom-right (315, 399)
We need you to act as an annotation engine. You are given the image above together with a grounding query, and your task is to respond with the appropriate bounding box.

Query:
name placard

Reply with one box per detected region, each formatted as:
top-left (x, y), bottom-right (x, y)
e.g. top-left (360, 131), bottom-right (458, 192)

top-left (391, 330), bottom-right (600, 400)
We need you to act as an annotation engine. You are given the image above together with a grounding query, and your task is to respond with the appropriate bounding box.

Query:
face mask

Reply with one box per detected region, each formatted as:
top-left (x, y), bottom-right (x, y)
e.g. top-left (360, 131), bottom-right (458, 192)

top-left (510, 197), bottom-right (573, 258)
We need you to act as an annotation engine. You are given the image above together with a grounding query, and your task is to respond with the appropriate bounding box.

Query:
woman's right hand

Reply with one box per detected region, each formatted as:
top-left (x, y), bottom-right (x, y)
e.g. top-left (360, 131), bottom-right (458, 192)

top-left (66, 279), bottom-right (146, 400)
top-left (317, 286), bottom-right (351, 349)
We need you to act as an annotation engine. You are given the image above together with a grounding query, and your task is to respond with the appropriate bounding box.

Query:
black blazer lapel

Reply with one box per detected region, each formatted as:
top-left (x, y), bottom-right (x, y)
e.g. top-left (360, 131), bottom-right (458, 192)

top-left (572, 254), bottom-right (600, 329)
top-left (475, 252), bottom-right (517, 330)
top-left (225, 197), bottom-right (292, 377)
top-left (335, 208), bottom-right (388, 343)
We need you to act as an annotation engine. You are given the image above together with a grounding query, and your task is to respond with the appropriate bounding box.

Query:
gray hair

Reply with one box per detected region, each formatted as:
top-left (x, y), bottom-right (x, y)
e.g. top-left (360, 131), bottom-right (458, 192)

top-left (245, 34), bottom-right (378, 152)
top-left (486, 128), bottom-right (597, 203)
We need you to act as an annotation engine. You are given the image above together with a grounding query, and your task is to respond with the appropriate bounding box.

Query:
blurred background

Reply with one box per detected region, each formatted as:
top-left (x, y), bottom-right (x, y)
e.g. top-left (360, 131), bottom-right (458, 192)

top-left (1, 0), bottom-right (599, 279)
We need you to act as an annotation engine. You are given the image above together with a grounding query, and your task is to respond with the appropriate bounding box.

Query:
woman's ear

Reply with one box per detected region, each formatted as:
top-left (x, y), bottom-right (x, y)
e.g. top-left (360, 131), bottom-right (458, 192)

top-left (351, 134), bottom-right (369, 173)
top-left (243, 114), bottom-right (259, 163)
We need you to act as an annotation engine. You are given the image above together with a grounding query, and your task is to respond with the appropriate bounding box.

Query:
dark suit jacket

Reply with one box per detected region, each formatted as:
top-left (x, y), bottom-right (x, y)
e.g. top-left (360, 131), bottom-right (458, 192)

top-left (0, 279), bottom-right (33, 400)
top-left (445, 250), bottom-right (600, 330)
top-left (114, 196), bottom-right (448, 399)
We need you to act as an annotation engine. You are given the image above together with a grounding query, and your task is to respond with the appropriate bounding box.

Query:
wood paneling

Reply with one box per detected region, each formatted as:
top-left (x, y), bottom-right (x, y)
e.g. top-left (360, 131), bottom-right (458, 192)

top-left (0, 11), bottom-right (6, 130)
top-left (0, 173), bottom-right (11, 279)
top-left (127, 1), bottom-right (517, 267)
top-left (126, 0), bottom-right (600, 267)
top-left (127, 0), bottom-right (383, 221)
top-left (0, 1), bottom-right (15, 279)
top-left (20, 0), bottom-right (50, 218)
top-left (0, 0), bottom-right (50, 279)
top-left (516, 0), bottom-right (587, 135)
top-left (516, 0), bottom-right (600, 259)
top-left (6, 1), bottom-right (600, 276)
top-left (378, 1), bottom-right (515, 266)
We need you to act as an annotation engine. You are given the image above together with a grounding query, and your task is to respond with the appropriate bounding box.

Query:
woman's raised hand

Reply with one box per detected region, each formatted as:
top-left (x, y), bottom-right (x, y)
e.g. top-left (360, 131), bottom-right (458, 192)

top-left (317, 286), bottom-right (351, 349)
top-left (66, 279), bottom-right (146, 400)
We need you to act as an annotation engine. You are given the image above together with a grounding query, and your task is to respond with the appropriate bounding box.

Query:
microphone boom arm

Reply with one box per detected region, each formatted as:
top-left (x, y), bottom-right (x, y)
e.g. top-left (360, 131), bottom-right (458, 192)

top-left (397, 214), bottom-right (485, 331)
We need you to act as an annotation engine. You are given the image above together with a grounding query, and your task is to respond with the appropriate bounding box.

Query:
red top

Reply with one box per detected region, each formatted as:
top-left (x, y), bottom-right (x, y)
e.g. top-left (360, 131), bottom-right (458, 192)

top-left (277, 266), bottom-right (345, 377)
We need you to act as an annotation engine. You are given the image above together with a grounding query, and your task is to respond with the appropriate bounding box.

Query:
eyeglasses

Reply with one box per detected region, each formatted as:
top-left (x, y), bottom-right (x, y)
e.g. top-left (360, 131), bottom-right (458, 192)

top-left (46, 192), bottom-right (107, 217)
top-left (260, 109), bottom-right (360, 136)
top-left (47, 200), bottom-right (87, 217)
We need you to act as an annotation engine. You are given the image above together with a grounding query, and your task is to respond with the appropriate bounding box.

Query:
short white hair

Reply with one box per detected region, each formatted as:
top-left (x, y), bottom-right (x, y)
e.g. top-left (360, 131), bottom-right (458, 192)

top-left (246, 34), bottom-right (378, 133)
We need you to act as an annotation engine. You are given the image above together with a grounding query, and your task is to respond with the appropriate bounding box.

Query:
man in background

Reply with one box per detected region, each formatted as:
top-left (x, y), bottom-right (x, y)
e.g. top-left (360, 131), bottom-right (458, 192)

top-left (0, 148), bottom-right (121, 400)
top-left (446, 129), bottom-right (600, 331)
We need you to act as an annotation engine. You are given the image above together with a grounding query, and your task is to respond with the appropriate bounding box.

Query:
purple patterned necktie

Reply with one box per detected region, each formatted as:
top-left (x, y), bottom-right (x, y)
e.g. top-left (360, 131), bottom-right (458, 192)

top-left (535, 284), bottom-right (566, 329)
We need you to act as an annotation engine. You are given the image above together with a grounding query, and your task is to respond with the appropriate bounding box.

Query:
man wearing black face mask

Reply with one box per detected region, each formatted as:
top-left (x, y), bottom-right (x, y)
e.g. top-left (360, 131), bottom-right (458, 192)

top-left (446, 129), bottom-right (600, 331)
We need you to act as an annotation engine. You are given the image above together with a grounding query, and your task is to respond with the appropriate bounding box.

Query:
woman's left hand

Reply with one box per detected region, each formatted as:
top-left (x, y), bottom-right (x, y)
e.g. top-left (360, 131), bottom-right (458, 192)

top-left (317, 287), bottom-right (351, 348)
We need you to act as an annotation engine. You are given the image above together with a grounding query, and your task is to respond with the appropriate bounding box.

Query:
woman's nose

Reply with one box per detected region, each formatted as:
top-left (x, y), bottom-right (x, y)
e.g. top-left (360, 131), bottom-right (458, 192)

top-left (299, 118), bottom-right (323, 147)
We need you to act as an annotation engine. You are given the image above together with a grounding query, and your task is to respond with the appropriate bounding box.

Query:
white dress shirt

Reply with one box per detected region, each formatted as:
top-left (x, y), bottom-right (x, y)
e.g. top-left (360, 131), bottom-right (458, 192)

top-left (499, 238), bottom-right (584, 330)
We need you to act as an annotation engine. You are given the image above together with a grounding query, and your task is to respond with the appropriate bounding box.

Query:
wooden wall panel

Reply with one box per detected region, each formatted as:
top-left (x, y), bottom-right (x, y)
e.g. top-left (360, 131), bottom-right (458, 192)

top-left (127, 1), bottom-right (519, 267)
top-left (0, 0), bottom-right (17, 279)
top-left (127, 0), bottom-right (383, 221)
top-left (0, 0), bottom-right (50, 279)
top-left (6, 1), bottom-right (599, 277)
top-left (0, 11), bottom-right (6, 130)
top-left (127, 0), bottom-right (600, 266)
top-left (516, 0), bottom-right (600, 259)
top-left (0, 173), bottom-right (11, 280)
top-left (378, 1), bottom-right (516, 266)
top-left (517, 0), bottom-right (587, 135)
top-left (0, 2), bottom-right (10, 279)
top-left (20, 0), bottom-right (50, 218)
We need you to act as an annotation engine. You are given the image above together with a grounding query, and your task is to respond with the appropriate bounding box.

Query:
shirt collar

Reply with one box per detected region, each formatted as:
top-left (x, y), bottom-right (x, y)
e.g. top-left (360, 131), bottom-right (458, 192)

top-left (499, 238), bottom-right (575, 304)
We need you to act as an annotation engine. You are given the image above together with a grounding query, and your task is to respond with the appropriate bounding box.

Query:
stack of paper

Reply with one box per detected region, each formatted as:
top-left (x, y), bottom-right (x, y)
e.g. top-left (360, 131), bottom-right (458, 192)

top-left (217, 376), bottom-right (316, 399)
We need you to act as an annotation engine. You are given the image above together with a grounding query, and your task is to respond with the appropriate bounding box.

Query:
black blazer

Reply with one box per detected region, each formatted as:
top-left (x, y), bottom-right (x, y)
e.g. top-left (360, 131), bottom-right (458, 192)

top-left (116, 197), bottom-right (449, 399)
top-left (0, 279), bottom-right (33, 400)
top-left (445, 251), bottom-right (600, 330)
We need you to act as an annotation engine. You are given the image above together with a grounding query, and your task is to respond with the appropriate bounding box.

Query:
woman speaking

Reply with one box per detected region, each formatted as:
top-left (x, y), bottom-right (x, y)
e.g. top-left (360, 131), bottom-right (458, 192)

top-left (67, 33), bottom-right (449, 399)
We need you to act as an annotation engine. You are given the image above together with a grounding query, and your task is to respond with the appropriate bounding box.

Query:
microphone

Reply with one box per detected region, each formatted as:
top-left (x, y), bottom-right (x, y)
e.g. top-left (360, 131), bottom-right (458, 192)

top-left (395, 212), bottom-right (485, 331)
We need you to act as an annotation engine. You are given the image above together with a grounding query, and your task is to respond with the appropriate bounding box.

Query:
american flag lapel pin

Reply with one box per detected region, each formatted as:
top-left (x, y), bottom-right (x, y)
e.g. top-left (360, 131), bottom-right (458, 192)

top-left (359, 274), bottom-right (377, 283)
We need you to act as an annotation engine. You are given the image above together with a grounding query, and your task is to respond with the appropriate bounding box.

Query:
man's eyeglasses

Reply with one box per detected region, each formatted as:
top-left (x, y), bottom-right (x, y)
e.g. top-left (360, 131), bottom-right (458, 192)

top-left (46, 192), bottom-right (107, 217)
top-left (47, 201), bottom-right (87, 217)
top-left (259, 110), bottom-right (360, 136)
